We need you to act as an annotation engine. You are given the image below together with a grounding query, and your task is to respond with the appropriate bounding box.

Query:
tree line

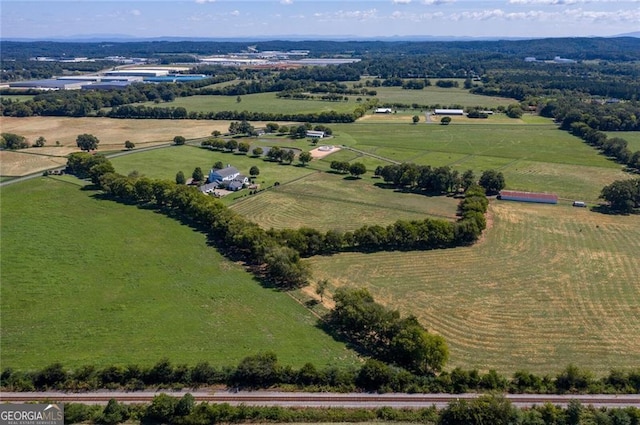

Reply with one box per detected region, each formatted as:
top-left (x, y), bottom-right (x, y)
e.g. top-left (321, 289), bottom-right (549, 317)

top-left (66, 153), bottom-right (487, 288)
top-left (538, 99), bottom-right (640, 172)
top-left (106, 104), bottom-right (360, 123)
top-left (2, 355), bottom-right (639, 395)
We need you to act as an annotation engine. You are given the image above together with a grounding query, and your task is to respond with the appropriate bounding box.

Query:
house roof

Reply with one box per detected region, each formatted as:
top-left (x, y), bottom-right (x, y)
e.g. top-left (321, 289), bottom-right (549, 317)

top-left (211, 166), bottom-right (239, 178)
top-left (228, 180), bottom-right (243, 190)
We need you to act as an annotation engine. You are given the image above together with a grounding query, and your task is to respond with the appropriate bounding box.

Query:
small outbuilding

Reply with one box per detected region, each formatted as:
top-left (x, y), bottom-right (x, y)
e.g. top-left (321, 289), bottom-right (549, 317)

top-left (499, 190), bottom-right (558, 204)
top-left (434, 109), bottom-right (465, 115)
top-left (375, 108), bottom-right (393, 114)
top-left (306, 130), bottom-right (325, 139)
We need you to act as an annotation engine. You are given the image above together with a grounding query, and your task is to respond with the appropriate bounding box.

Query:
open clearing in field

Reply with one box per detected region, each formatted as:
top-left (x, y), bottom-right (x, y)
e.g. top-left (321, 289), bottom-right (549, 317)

top-left (0, 178), bottom-right (358, 370)
top-left (307, 201), bottom-right (640, 376)
top-left (230, 172), bottom-right (459, 231)
top-left (139, 93), bottom-right (356, 115)
top-left (0, 150), bottom-right (69, 176)
top-left (366, 85), bottom-right (517, 108)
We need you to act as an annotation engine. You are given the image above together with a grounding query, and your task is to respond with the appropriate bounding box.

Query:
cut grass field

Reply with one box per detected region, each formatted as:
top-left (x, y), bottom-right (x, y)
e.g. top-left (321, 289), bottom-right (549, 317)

top-left (230, 172), bottom-right (460, 231)
top-left (307, 201), bottom-right (640, 376)
top-left (140, 93), bottom-right (357, 114)
top-left (0, 177), bottom-right (358, 370)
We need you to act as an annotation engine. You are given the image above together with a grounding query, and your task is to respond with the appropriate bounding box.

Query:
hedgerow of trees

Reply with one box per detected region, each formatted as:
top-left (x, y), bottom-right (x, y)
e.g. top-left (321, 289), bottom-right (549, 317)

top-left (2, 356), bottom-right (639, 395)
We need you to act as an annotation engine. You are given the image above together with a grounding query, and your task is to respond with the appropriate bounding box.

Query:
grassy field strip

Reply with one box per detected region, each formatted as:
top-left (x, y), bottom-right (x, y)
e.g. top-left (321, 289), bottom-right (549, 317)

top-left (139, 93), bottom-right (356, 114)
top-left (0, 178), bottom-right (358, 369)
top-left (368, 85), bottom-right (517, 107)
top-left (333, 123), bottom-right (622, 168)
top-left (231, 173), bottom-right (458, 231)
top-left (307, 202), bottom-right (640, 375)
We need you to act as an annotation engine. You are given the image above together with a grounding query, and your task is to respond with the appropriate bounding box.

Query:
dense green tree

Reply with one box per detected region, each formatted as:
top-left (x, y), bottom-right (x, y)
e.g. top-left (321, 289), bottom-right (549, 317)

top-left (191, 167), bottom-right (204, 182)
top-left (238, 141), bottom-right (250, 154)
top-left (600, 178), bottom-right (640, 213)
top-left (249, 166), bottom-right (260, 178)
top-left (124, 140), bottom-right (135, 150)
top-left (225, 139), bottom-right (238, 152)
top-left (213, 161), bottom-right (224, 170)
top-left (282, 149), bottom-right (295, 164)
top-left (142, 394), bottom-right (178, 425)
top-left (265, 122), bottom-right (279, 133)
top-left (1, 133), bottom-right (29, 150)
top-left (356, 359), bottom-right (392, 392)
top-left (173, 135), bottom-right (186, 145)
top-left (34, 136), bottom-right (46, 147)
top-left (231, 352), bottom-right (281, 389)
top-left (412, 115), bottom-right (420, 124)
top-left (349, 162), bottom-right (367, 178)
top-left (174, 393), bottom-right (195, 417)
top-left (479, 169), bottom-right (505, 195)
top-left (461, 169), bottom-right (476, 191)
top-left (175, 171), bottom-right (186, 185)
top-left (440, 116), bottom-right (451, 125)
top-left (97, 399), bottom-right (128, 425)
top-left (252, 147), bottom-right (264, 157)
top-left (298, 151), bottom-right (312, 166)
top-left (76, 133), bottom-right (100, 151)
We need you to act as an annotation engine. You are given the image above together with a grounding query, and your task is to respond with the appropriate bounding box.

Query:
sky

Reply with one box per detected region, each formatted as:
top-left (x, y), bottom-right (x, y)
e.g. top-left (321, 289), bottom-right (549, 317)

top-left (1, 0), bottom-right (639, 40)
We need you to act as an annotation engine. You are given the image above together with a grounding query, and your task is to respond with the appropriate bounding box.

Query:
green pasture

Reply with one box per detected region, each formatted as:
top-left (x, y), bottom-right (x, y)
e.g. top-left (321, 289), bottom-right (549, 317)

top-left (142, 93), bottom-right (356, 114)
top-left (0, 178), bottom-right (357, 370)
top-left (110, 145), bottom-right (316, 189)
top-left (0, 95), bottom-right (35, 102)
top-left (230, 172), bottom-right (459, 231)
top-left (308, 201), bottom-right (640, 376)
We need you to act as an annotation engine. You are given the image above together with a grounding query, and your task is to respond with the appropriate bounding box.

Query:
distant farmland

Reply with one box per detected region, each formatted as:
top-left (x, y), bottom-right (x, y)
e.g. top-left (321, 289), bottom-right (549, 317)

top-left (307, 201), bottom-right (640, 375)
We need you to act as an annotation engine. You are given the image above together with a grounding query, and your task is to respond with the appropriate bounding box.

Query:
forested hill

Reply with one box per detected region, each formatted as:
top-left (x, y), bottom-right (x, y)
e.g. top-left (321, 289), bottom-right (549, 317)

top-left (1, 37), bottom-right (639, 61)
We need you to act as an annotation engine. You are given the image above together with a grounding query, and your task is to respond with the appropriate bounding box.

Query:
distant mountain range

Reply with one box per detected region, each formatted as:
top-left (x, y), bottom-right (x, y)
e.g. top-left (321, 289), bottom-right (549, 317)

top-left (2, 32), bottom-right (639, 43)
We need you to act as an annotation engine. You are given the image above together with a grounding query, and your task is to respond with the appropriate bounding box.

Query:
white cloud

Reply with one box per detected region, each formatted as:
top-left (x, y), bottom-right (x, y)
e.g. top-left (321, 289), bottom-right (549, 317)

top-left (194, 0), bottom-right (215, 4)
top-left (422, 0), bottom-right (455, 4)
top-left (230, 9), bottom-right (240, 16)
top-left (314, 9), bottom-right (379, 21)
top-left (130, 9), bottom-right (141, 16)
top-left (449, 6), bottom-right (640, 24)
top-left (392, 0), bottom-right (412, 5)
top-left (280, 0), bottom-right (293, 4)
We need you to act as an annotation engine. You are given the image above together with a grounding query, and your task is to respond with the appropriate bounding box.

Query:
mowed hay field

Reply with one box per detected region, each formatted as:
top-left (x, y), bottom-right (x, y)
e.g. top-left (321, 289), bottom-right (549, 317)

top-left (0, 177), bottom-right (358, 370)
top-left (231, 172), bottom-right (460, 231)
top-left (308, 201), bottom-right (640, 375)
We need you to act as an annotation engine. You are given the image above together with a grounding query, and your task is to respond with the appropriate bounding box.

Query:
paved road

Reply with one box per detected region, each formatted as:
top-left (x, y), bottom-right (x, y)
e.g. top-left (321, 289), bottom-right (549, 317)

top-left (1, 391), bottom-right (639, 408)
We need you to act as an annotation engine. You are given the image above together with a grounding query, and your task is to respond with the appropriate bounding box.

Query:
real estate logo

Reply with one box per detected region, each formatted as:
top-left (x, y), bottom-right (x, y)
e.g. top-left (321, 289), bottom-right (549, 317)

top-left (0, 404), bottom-right (64, 425)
